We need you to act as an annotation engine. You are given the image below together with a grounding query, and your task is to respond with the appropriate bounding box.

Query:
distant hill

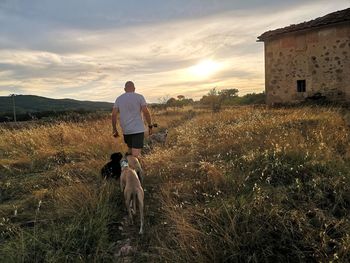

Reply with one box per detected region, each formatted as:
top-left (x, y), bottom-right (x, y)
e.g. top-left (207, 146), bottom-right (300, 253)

top-left (0, 95), bottom-right (113, 122)
top-left (0, 95), bottom-right (113, 114)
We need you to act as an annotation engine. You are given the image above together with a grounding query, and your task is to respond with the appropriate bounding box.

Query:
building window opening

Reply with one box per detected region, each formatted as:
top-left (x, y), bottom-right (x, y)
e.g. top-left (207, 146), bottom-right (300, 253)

top-left (297, 80), bottom-right (306, 92)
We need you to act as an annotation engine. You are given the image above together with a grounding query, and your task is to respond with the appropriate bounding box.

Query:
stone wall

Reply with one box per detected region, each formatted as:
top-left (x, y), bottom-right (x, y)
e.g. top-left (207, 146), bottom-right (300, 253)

top-left (264, 23), bottom-right (350, 105)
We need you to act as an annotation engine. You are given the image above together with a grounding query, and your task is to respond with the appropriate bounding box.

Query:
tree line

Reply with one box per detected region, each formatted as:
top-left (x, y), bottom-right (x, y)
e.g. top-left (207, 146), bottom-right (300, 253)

top-left (156, 88), bottom-right (265, 111)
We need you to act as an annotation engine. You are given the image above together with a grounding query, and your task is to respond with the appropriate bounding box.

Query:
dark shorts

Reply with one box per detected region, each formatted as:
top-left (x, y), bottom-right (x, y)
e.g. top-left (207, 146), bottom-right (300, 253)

top-left (123, 132), bottom-right (144, 149)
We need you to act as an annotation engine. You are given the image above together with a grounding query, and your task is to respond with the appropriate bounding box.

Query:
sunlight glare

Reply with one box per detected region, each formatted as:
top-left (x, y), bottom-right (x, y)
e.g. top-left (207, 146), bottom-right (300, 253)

top-left (188, 59), bottom-right (222, 79)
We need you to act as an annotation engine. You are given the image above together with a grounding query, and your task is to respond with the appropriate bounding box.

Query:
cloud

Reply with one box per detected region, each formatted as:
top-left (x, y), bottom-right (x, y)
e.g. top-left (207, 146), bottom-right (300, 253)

top-left (0, 0), bottom-right (349, 102)
top-left (0, 0), bottom-right (324, 31)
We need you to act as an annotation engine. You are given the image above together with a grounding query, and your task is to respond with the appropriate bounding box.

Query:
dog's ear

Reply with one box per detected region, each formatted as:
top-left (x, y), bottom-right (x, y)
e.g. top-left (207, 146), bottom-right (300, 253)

top-left (111, 152), bottom-right (123, 162)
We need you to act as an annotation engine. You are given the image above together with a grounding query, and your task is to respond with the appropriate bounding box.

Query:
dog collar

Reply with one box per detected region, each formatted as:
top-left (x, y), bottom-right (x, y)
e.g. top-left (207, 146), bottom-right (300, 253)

top-left (120, 159), bottom-right (129, 168)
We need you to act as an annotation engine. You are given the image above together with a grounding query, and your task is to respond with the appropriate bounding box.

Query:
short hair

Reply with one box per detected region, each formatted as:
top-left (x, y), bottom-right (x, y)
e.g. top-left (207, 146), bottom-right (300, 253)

top-left (125, 81), bottom-right (135, 89)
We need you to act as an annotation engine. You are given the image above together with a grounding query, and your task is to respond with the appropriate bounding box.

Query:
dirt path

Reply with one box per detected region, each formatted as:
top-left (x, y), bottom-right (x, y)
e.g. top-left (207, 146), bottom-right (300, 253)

top-left (112, 111), bottom-right (199, 262)
top-left (113, 178), bottom-right (163, 262)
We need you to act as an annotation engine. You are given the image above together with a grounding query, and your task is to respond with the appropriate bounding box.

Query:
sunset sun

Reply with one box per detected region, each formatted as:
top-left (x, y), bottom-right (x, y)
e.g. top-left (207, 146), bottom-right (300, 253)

top-left (188, 59), bottom-right (222, 79)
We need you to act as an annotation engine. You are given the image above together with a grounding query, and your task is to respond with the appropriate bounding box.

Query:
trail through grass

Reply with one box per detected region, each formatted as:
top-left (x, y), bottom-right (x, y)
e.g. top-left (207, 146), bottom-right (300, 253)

top-left (1, 106), bottom-right (350, 262)
top-left (0, 109), bottom-right (195, 262)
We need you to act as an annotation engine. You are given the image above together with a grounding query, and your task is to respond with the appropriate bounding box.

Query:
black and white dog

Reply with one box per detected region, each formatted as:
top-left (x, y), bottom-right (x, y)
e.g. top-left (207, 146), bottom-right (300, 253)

top-left (101, 152), bottom-right (143, 184)
top-left (101, 152), bottom-right (123, 180)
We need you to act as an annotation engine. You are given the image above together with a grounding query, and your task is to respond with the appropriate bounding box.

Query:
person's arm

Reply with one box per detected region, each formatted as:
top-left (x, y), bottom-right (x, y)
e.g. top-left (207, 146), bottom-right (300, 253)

top-left (141, 105), bottom-right (153, 135)
top-left (112, 107), bottom-right (119, 137)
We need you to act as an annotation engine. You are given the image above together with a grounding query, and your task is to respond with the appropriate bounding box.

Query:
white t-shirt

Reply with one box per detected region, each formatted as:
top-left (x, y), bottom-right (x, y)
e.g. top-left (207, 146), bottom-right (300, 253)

top-left (114, 92), bottom-right (147, 135)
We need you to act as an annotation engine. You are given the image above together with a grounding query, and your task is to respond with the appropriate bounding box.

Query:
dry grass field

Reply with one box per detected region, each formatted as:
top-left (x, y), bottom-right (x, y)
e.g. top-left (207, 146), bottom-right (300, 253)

top-left (1, 105), bottom-right (350, 262)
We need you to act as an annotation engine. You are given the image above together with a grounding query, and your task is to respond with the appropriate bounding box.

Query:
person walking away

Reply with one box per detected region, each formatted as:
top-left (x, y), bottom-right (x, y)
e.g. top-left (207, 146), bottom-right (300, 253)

top-left (111, 81), bottom-right (153, 174)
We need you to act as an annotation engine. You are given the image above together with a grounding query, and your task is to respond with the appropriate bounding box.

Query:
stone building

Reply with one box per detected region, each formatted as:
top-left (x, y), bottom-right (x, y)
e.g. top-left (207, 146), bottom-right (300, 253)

top-left (258, 8), bottom-right (350, 105)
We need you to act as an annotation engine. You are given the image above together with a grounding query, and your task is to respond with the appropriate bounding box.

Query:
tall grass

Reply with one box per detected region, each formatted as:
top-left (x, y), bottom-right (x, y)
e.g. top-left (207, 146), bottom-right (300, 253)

top-left (0, 115), bottom-right (124, 262)
top-left (1, 183), bottom-right (119, 262)
top-left (1, 106), bottom-right (349, 262)
top-left (0, 110), bottom-right (192, 262)
top-left (142, 106), bottom-right (350, 262)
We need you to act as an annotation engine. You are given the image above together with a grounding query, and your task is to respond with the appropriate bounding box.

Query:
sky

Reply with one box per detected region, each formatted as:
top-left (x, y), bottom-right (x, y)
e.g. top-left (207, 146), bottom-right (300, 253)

top-left (0, 0), bottom-right (349, 103)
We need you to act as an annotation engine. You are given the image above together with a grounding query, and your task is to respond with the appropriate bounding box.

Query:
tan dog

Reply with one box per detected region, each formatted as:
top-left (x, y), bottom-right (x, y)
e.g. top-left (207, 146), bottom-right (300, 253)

top-left (120, 155), bottom-right (144, 234)
top-left (126, 155), bottom-right (143, 184)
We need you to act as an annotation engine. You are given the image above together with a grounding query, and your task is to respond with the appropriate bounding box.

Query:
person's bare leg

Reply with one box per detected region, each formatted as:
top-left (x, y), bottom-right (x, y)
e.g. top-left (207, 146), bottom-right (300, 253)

top-left (131, 148), bottom-right (141, 158)
top-left (132, 148), bottom-right (143, 184)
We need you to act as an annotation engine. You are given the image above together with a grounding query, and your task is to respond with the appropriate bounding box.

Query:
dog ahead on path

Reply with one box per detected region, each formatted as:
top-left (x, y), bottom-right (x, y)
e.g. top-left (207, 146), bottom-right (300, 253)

top-left (100, 152), bottom-right (123, 180)
top-left (120, 155), bottom-right (144, 234)
top-left (149, 128), bottom-right (168, 146)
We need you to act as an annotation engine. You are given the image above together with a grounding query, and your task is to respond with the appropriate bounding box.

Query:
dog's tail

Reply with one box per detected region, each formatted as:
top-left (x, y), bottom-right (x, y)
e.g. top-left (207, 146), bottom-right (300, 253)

top-left (134, 160), bottom-right (144, 185)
